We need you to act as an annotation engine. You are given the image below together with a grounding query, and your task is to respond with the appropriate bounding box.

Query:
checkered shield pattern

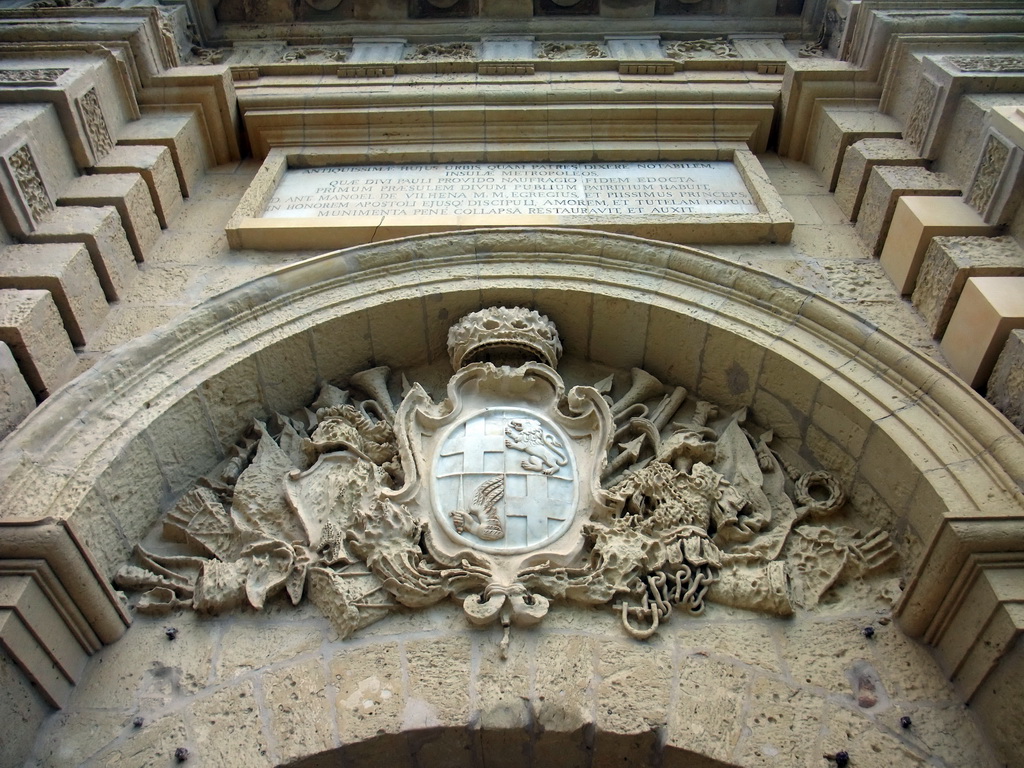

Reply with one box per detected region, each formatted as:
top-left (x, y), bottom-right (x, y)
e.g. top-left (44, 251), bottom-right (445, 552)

top-left (434, 409), bottom-right (576, 552)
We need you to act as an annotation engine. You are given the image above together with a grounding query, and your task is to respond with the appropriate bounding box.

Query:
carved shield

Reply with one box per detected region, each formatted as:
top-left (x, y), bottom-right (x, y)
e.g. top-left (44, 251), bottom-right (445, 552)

top-left (391, 362), bottom-right (613, 582)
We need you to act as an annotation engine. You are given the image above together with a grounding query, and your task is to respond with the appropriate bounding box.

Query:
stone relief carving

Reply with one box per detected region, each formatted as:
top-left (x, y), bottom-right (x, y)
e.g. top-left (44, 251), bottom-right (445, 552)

top-left (27, 0), bottom-right (97, 7)
top-left (799, 6), bottom-right (846, 58)
top-left (77, 87), bottom-right (114, 160)
top-left (117, 307), bottom-right (897, 652)
top-left (279, 47), bottom-right (348, 63)
top-left (406, 43), bottom-right (476, 61)
top-left (966, 133), bottom-right (1010, 215)
top-left (191, 47), bottom-right (227, 66)
top-left (903, 77), bottom-right (939, 153)
top-left (0, 68), bottom-right (67, 85)
top-left (6, 143), bottom-right (53, 225)
top-left (947, 55), bottom-right (1024, 73)
top-left (664, 39), bottom-right (739, 61)
top-left (536, 42), bottom-right (607, 60)
top-left (156, 10), bottom-right (182, 68)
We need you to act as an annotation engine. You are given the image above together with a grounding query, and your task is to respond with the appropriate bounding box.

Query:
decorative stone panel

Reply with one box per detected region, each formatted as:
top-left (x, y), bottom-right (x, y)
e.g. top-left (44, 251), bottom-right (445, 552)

top-left (0, 68), bottom-right (67, 85)
top-left (75, 87), bottom-right (114, 161)
top-left (965, 127), bottom-right (1024, 226)
top-left (3, 144), bottom-right (53, 229)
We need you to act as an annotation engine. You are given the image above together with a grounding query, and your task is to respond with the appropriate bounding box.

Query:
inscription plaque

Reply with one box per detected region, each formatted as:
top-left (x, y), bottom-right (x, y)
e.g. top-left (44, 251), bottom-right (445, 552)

top-left (262, 161), bottom-right (759, 218)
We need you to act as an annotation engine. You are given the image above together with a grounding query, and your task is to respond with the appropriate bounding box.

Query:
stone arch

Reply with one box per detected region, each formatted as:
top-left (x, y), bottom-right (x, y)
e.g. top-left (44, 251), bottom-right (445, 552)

top-left (4, 228), bottom-right (1022, 765)
top-left (280, 729), bottom-right (744, 768)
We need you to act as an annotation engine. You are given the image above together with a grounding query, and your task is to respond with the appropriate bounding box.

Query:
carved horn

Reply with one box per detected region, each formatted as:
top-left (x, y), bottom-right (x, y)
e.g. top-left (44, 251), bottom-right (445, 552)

top-left (611, 368), bottom-right (665, 416)
top-left (349, 365), bottom-right (396, 421)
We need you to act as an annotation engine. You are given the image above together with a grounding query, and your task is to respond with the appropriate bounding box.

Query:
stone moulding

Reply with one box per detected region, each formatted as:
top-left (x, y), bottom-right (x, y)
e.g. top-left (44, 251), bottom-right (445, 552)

top-left (225, 147), bottom-right (794, 250)
top-left (0, 228), bottom-right (1022, 716)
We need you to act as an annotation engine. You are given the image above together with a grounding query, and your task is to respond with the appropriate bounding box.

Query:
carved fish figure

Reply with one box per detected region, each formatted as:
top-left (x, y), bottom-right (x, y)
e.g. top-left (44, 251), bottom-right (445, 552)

top-left (451, 475), bottom-right (506, 541)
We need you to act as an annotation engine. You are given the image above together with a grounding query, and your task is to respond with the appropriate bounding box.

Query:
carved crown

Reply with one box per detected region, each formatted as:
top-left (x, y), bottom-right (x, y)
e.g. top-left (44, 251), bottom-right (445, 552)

top-left (447, 306), bottom-right (563, 370)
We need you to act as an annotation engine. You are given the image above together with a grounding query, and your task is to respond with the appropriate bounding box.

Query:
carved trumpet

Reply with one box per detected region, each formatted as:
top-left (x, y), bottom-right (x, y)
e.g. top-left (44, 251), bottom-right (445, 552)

top-left (349, 365), bottom-right (396, 422)
top-left (611, 368), bottom-right (665, 417)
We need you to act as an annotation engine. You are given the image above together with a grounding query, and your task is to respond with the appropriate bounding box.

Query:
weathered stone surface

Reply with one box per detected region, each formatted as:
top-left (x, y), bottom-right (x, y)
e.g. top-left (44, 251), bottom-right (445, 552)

top-left (58, 173), bottom-right (161, 262)
top-left (0, 288), bottom-right (76, 399)
top-left (91, 713), bottom-right (189, 768)
top-left (264, 657), bottom-right (335, 762)
top-left (987, 328), bottom-right (1024, 430)
top-left (94, 144), bottom-right (183, 227)
top-left (476, 634), bottom-right (533, 768)
top-left (216, 620), bottom-right (324, 681)
top-left (332, 642), bottom-right (404, 744)
top-left (119, 112), bottom-right (210, 197)
top-left (667, 656), bottom-right (748, 764)
top-left (26, 205), bottom-right (137, 301)
top-left (404, 636), bottom-right (472, 729)
top-left (595, 638), bottom-right (673, 755)
top-left (72, 612), bottom-right (216, 709)
top-left (192, 680), bottom-right (273, 767)
top-left (733, 676), bottom-right (822, 765)
top-left (0, 650), bottom-right (48, 768)
top-left (912, 235), bottom-right (1024, 339)
top-left (32, 709), bottom-right (129, 768)
top-left (834, 138), bottom-right (927, 221)
top-left (677, 622), bottom-right (781, 673)
top-left (0, 340), bottom-right (34, 438)
top-left (855, 167), bottom-right (960, 257)
top-left (809, 101), bottom-right (902, 191)
top-left (0, 243), bottom-right (108, 346)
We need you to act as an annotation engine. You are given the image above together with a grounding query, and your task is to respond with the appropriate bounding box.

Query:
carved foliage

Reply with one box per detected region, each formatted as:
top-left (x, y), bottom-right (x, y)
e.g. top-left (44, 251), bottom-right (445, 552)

top-left (904, 77), bottom-right (939, 153)
top-left (0, 68), bottom-right (67, 85)
top-left (76, 87), bottom-right (114, 160)
top-left (966, 133), bottom-right (1011, 215)
top-left (536, 42), bottom-right (607, 60)
top-left (664, 39), bottom-right (739, 61)
top-left (117, 308), bottom-right (898, 649)
top-left (6, 144), bottom-right (53, 225)
top-left (406, 43), bottom-right (476, 61)
top-left (948, 55), bottom-right (1024, 73)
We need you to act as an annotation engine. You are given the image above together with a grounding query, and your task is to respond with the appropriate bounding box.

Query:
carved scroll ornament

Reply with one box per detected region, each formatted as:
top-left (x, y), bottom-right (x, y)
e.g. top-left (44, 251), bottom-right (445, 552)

top-left (117, 307), bottom-right (896, 651)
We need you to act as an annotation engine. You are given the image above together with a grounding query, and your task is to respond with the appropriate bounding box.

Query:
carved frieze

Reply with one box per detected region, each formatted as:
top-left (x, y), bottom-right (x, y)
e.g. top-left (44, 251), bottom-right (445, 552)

top-left (966, 132), bottom-right (1011, 215)
top-left (279, 47), bottom-right (348, 63)
top-left (76, 87), bottom-right (114, 160)
top-left (664, 39), bottom-right (739, 61)
top-left (117, 308), bottom-right (897, 651)
top-left (947, 55), bottom-right (1024, 74)
top-left (0, 68), bottom-right (67, 85)
top-left (406, 43), bottom-right (476, 61)
top-left (904, 76), bottom-right (940, 154)
top-left (5, 143), bottom-right (53, 226)
top-left (536, 42), bottom-right (607, 60)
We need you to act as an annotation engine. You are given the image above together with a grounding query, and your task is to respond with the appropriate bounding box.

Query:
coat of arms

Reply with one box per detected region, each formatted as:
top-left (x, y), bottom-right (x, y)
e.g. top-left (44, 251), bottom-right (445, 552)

top-left (117, 307), bottom-right (898, 652)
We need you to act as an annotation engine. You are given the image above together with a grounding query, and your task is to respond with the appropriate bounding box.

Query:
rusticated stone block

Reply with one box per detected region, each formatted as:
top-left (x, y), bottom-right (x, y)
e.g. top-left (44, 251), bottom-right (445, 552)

top-left (93, 145), bottom-right (183, 227)
top-left (58, 173), bottom-right (160, 262)
top-left (26, 205), bottom-right (137, 301)
top-left (879, 196), bottom-right (996, 295)
top-left (913, 235), bottom-right (1024, 339)
top-left (809, 100), bottom-right (902, 191)
top-left (987, 329), bottom-right (1024, 431)
top-left (0, 288), bottom-right (76, 400)
top-left (0, 340), bottom-right (34, 438)
top-left (941, 276), bottom-right (1024, 388)
top-left (855, 166), bottom-right (960, 257)
top-left (834, 138), bottom-right (928, 221)
top-left (119, 112), bottom-right (209, 197)
top-left (0, 243), bottom-right (108, 346)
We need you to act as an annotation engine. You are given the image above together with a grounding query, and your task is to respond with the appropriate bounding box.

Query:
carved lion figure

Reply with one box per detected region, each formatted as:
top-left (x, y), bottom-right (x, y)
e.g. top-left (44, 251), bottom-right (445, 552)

top-left (504, 418), bottom-right (568, 475)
